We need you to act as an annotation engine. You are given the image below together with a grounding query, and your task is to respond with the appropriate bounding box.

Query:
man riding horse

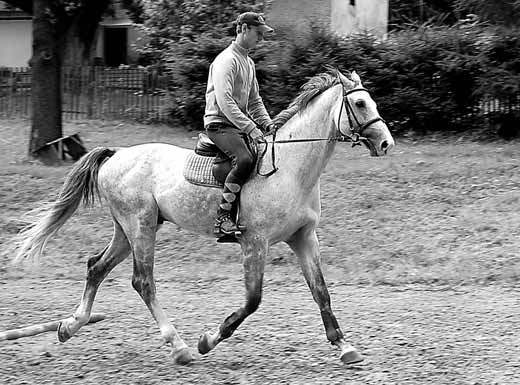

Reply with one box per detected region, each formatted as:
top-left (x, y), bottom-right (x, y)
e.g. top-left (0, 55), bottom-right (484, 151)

top-left (204, 12), bottom-right (278, 238)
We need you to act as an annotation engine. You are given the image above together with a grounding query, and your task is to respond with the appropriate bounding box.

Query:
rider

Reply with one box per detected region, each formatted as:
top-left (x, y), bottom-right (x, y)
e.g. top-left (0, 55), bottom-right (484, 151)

top-left (204, 12), bottom-right (278, 237)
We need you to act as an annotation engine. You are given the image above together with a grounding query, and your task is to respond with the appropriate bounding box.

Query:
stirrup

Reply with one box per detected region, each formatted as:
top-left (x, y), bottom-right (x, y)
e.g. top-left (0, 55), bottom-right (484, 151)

top-left (216, 234), bottom-right (240, 244)
top-left (214, 213), bottom-right (246, 237)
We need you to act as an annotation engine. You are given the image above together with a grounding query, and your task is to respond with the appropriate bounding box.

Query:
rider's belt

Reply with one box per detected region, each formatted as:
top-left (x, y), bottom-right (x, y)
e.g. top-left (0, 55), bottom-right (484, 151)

top-left (205, 122), bottom-right (234, 131)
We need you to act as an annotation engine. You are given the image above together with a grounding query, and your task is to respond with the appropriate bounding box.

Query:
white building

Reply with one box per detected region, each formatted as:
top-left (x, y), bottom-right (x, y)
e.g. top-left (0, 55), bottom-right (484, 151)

top-left (267, 0), bottom-right (389, 38)
top-left (0, 5), bottom-right (31, 67)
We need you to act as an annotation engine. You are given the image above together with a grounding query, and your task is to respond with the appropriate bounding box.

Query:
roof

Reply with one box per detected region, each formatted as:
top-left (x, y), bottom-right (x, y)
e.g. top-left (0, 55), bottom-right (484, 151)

top-left (0, 2), bottom-right (30, 20)
top-left (0, 11), bottom-right (31, 20)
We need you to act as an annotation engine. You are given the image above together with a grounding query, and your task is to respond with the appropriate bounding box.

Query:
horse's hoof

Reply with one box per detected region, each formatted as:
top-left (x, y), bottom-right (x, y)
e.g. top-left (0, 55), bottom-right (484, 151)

top-left (172, 347), bottom-right (193, 365)
top-left (57, 321), bottom-right (72, 343)
top-left (197, 332), bottom-right (215, 355)
top-left (340, 349), bottom-right (364, 365)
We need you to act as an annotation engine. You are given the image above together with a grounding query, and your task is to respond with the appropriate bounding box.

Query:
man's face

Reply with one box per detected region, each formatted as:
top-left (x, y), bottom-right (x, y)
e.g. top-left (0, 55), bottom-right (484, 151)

top-left (243, 25), bottom-right (264, 48)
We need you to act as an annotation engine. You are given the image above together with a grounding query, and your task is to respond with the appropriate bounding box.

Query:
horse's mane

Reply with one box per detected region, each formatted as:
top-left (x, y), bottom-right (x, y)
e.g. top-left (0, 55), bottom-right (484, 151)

top-left (273, 68), bottom-right (346, 126)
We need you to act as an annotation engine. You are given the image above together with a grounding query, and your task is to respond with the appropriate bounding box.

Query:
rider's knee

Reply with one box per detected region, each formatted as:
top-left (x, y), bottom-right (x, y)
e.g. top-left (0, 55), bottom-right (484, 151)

top-left (235, 155), bottom-right (255, 176)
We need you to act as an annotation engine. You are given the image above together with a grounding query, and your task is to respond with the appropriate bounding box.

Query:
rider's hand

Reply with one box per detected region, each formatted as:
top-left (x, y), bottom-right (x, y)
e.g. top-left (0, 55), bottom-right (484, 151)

top-left (266, 122), bottom-right (280, 133)
top-left (249, 127), bottom-right (264, 142)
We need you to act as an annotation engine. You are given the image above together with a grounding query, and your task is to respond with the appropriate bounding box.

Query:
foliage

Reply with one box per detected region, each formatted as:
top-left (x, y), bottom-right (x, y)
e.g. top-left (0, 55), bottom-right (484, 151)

top-left (160, 33), bottom-right (229, 128)
top-left (473, 26), bottom-right (520, 98)
top-left (150, 21), bottom-right (519, 135)
top-left (120, 0), bottom-right (145, 23)
top-left (136, 0), bottom-right (268, 127)
top-left (454, 0), bottom-right (520, 27)
top-left (389, 0), bottom-right (520, 28)
top-left (258, 24), bottom-right (485, 134)
top-left (389, 0), bottom-right (457, 29)
top-left (264, 22), bottom-right (519, 135)
top-left (374, 26), bottom-right (485, 133)
top-left (137, 0), bottom-right (266, 64)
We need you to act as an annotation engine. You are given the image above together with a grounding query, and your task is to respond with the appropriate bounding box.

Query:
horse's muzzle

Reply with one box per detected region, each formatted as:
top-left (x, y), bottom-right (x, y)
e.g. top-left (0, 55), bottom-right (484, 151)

top-left (380, 139), bottom-right (394, 155)
top-left (364, 121), bottom-right (395, 157)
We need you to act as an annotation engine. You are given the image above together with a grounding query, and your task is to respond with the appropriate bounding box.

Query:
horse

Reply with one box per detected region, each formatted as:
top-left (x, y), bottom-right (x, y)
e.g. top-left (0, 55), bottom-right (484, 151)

top-left (12, 68), bottom-right (394, 365)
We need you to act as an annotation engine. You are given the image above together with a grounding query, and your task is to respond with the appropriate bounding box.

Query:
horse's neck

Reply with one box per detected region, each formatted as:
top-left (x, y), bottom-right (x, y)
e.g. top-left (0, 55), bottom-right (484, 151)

top-left (275, 86), bottom-right (340, 186)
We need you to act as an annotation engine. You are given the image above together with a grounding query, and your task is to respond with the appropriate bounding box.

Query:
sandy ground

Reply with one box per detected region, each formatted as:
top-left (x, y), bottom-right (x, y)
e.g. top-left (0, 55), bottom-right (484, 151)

top-left (0, 119), bottom-right (519, 384)
top-left (1, 264), bottom-right (519, 384)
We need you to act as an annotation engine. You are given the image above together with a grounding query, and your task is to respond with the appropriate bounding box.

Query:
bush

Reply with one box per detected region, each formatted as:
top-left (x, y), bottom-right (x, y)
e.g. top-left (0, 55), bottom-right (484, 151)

top-left (375, 26), bottom-right (484, 133)
top-left (156, 22), bottom-right (519, 136)
top-left (159, 33), bottom-right (229, 129)
top-left (261, 23), bottom-right (519, 136)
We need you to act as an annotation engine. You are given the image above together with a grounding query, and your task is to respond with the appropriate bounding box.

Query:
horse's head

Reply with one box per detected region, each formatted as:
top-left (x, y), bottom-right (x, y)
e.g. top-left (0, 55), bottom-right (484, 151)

top-left (336, 70), bottom-right (394, 156)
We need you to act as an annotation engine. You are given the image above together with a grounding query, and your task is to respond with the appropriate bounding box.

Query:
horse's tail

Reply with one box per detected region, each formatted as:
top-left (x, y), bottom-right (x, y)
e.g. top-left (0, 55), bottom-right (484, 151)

top-left (13, 147), bottom-right (117, 265)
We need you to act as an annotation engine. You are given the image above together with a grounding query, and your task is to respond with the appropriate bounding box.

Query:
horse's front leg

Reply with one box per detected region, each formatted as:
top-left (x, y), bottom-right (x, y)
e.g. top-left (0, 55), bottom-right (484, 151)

top-left (287, 225), bottom-right (364, 364)
top-left (198, 238), bottom-right (267, 355)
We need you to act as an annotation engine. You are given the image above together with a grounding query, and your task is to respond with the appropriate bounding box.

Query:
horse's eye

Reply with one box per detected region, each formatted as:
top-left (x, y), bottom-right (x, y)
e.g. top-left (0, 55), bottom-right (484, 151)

top-left (355, 100), bottom-right (365, 108)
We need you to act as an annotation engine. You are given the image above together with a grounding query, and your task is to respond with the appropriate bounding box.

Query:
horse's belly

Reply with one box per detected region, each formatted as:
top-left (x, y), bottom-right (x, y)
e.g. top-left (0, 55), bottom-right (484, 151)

top-left (156, 181), bottom-right (221, 236)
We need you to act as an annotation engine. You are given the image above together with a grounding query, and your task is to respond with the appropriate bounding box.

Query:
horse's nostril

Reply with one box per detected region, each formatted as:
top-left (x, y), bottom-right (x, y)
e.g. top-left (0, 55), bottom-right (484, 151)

top-left (381, 140), bottom-right (389, 151)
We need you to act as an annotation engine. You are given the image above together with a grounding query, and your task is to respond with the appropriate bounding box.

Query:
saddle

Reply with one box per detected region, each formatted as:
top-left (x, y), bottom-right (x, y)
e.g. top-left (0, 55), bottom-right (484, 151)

top-left (183, 132), bottom-right (232, 188)
top-left (183, 132), bottom-right (251, 243)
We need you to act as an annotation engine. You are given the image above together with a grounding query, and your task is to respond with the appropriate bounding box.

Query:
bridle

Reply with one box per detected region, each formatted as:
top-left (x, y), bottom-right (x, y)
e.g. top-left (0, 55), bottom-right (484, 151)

top-left (256, 83), bottom-right (385, 176)
top-left (338, 86), bottom-right (386, 145)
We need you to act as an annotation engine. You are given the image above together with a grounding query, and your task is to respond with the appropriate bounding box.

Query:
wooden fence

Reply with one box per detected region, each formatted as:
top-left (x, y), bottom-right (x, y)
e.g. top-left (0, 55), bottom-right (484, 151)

top-left (0, 66), bottom-right (170, 122)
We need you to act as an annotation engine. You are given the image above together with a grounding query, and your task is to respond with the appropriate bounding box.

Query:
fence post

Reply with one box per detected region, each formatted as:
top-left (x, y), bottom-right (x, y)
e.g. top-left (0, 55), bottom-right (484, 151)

top-left (7, 68), bottom-right (14, 117)
top-left (86, 66), bottom-right (95, 119)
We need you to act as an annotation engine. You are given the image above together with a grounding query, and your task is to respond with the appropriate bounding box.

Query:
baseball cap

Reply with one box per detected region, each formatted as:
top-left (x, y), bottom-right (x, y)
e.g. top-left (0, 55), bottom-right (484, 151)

top-left (236, 12), bottom-right (274, 33)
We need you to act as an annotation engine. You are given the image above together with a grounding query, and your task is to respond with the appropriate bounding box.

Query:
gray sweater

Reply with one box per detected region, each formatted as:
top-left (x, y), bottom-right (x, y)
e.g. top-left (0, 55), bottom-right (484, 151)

top-left (203, 42), bottom-right (272, 134)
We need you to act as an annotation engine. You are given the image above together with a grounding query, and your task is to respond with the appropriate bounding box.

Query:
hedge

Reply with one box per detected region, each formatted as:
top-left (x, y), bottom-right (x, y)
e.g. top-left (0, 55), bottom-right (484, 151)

top-left (161, 24), bottom-right (520, 136)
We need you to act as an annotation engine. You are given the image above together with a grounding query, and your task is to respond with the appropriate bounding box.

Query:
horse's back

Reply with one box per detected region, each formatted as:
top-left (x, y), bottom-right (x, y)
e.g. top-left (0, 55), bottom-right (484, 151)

top-left (98, 142), bottom-right (219, 235)
top-left (98, 142), bottom-right (190, 197)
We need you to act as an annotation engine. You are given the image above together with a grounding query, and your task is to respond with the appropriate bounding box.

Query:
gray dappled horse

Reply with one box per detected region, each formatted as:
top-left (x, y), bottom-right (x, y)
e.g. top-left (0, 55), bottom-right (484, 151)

top-left (13, 69), bottom-right (394, 365)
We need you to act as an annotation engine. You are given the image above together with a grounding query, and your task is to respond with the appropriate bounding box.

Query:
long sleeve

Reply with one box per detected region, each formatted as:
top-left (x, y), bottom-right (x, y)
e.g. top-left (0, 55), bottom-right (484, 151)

top-left (204, 42), bottom-right (271, 133)
top-left (247, 70), bottom-right (272, 130)
top-left (211, 57), bottom-right (257, 134)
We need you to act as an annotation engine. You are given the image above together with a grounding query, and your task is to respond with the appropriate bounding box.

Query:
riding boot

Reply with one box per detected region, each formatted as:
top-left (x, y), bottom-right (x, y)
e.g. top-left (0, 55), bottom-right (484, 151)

top-left (215, 178), bottom-right (243, 236)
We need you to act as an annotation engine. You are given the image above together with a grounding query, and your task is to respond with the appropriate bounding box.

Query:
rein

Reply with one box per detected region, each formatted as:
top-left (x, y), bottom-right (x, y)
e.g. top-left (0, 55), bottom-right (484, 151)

top-left (256, 85), bottom-right (385, 177)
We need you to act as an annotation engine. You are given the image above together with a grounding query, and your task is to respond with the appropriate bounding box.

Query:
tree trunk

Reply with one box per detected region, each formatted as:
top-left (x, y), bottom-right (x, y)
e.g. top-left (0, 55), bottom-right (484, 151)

top-left (29, 0), bottom-right (64, 164)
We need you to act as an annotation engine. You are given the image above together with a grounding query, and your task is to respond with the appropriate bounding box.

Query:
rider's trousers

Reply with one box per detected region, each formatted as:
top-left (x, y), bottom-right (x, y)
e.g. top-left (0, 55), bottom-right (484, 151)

top-left (206, 123), bottom-right (256, 216)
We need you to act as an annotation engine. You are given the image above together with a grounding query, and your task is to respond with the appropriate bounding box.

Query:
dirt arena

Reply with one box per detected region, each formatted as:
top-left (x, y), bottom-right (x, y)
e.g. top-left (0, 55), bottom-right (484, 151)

top-left (0, 119), bottom-right (519, 384)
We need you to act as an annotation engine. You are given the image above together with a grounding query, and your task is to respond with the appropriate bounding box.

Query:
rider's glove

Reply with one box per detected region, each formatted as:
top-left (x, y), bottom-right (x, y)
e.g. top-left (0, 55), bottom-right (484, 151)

top-left (265, 122), bottom-right (280, 133)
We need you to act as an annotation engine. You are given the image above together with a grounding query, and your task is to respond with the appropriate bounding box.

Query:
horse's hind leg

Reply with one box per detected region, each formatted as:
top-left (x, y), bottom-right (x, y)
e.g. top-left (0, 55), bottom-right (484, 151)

top-left (126, 212), bottom-right (193, 365)
top-left (58, 219), bottom-right (131, 342)
top-left (287, 225), bottom-right (364, 364)
top-left (198, 238), bottom-right (267, 355)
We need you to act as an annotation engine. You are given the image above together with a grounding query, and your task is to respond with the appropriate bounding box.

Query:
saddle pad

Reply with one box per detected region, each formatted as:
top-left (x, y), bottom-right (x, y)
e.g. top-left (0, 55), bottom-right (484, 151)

top-left (183, 152), bottom-right (223, 188)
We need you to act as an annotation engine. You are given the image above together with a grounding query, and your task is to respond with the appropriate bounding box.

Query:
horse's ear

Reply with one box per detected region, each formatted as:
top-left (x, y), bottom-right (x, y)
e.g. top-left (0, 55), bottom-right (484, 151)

top-left (337, 71), bottom-right (355, 88)
top-left (351, 70), bottom-right (362, 86)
